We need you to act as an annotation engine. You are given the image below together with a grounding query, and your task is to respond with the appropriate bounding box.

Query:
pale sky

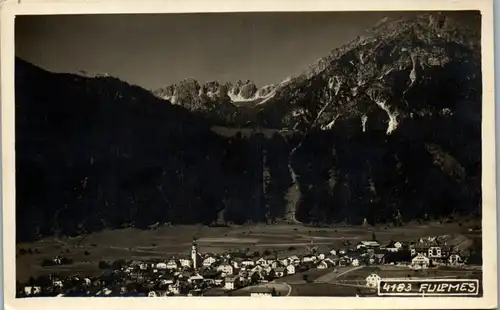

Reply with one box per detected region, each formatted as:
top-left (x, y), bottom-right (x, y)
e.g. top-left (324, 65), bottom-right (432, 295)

top-left (15, 11), bottom-right (480, 90)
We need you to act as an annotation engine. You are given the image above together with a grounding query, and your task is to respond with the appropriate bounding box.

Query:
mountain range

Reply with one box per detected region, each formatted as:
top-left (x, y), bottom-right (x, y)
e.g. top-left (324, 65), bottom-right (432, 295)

top-left (16, 13), bottom-right (482, 242)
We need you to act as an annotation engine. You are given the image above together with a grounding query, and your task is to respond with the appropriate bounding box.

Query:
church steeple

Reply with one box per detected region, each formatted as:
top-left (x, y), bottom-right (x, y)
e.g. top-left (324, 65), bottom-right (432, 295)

top-left (191, 238), bottom-right (198, 270)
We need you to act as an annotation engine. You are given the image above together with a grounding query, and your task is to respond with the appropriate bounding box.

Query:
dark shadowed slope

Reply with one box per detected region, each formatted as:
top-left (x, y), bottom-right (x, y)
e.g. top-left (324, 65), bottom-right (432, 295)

top-left (16, 12), bottom-right (482, 242)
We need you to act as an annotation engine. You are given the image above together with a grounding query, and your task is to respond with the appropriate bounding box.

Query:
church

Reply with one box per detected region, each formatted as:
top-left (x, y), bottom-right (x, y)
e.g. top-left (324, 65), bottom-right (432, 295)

top-left (190, 240), bottom-right (204, 270)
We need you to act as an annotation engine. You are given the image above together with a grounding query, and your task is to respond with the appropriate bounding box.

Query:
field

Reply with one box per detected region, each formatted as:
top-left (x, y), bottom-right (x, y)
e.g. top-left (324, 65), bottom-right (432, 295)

top-left (336, 266), bottom-right (483, 284)
top-left (16, 220), bottom-right (481, 282)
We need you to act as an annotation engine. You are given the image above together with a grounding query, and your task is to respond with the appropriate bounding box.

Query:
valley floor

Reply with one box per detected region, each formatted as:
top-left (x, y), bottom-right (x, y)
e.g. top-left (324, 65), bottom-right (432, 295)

top-left (16, 219), bottom-right (481, 283)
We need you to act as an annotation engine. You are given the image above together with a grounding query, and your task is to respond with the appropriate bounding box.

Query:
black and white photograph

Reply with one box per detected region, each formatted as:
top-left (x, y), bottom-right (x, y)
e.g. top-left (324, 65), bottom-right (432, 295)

top-left (1, 0), bottom-right (496, 309)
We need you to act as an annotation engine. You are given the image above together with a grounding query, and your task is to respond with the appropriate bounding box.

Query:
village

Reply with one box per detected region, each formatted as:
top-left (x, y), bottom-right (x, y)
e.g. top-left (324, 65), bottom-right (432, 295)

top-left (17, 232), bottom-right (482, 298)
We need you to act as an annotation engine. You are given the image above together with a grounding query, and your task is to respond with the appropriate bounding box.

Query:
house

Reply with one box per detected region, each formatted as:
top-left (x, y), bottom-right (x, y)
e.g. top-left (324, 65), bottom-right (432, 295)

top-left (249, 287), bottom-right (274, 297)
top-left (385, 241), bottom-right (403, 252)
top-left (255, 258), bottom-right (268, 266)
top-left (302, 255), bottom-right (316, 263)
top-left (179, 258), bottom-right (192, 268)
top-left (317, 260), bottom-right (329, 269)
top-left (167, 283), bottom-right (180, 295)
top-left (148, 291), bottom-right (158, 297)
top-left (270, 261), bottom-right (280, 269)
top-left (251, 265), bottom-right (264, 274)
top-left (317, 253), bottom-right (326, 260)
top-left (411, 254), bottom-right (430, 269)
top-left (239, 270), bottom-right (250, 282)
top-left (325, 257), bottom-right (337, 266)
top-left (365, 274), bottom-right (381, 288)
top-left (232, 258), bottom-right (243, 269)
top-left (166, 259), bottom-right (179, 270)
top-left (279, 258), bottom-right (289, 266)
top-left (411, 243), bottom-right (429, 257)
top-left (242, 259), bottom-right (255, 267)
top-left (329, 249), bottom-right (337, 256)
top-left (139, 263), bottom-right (149, 270)
top-left (217, 264), bottom-right (234, 275)
top-left (203, 256), bottom-right (217, 267)
top-left (356, 241), bottom-right (380, 250)
top-left (215, 279), bottom-right (224, 286)
top-left (448, 254), bottom-right (463, 266)
top-left (160, 279), bottom-right (175, 285)
top-left (274, 267), bottom-right (286, 277)
top-left (428, 246), bottom-right (442, 259)
top-left (266, 258), bottom-right (276, 265)
top-left (288, 255), bottom-right (300, 264)
top-left (262, 265), bottom-right (272, 274)
top-left (188, 274), bottom-right (204, 284)
top-left (224, 277), bottom-right (236, 290)
top-left (53, 280), bottom-right (64, 288)
top-left (352, 258), bottom-right (360, 267)
top-left (156, 262), bottom-right (167, 270)
top-left (24, 286), bottom-right (41, 296)
top-left (286, 264), bottom-right (296, 275)
top-left (338, 258), bottom-right (349, 267)
top-left (374, 253), bottom-right (386, 264)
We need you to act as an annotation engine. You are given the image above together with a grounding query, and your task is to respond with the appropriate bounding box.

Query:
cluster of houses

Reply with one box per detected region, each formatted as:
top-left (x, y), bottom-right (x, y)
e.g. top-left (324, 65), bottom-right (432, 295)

top-left (18, 234), bottom-right (475, 298)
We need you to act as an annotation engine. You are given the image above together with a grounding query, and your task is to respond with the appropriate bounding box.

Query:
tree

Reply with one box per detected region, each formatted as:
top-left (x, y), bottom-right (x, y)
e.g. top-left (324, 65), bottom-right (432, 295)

top-left (112, 259), bottom-right (126, 270)
top-left (251, 272), bottom-right (261, 285)
top-left (98, 261), bottom-right (110, 269)
top-left (266, 269), bottom-right (276, 281)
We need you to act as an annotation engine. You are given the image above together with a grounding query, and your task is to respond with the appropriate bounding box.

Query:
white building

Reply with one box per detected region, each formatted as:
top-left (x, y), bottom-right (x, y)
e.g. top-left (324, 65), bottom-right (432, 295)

top-left (179, 258), bottom-right (192, 268)
top-left (428, 246), bottom-right (442, 259)
top-left (188, 274), bottom-right (204, 284)
top-left (356, 241), bottom-right (380, 250)
top-left (286, 264), bottom-right (296, 275)
top-left (250, 288), bottom-right (274, 297)
top-left (224, 277), bottom-right (236, 290)
top-left (385, 241), bottom-right (403, 252)
top-left (274, 267), bottom-right (286, 277)
top-left (217, 264), bottom-right (234, 275)
top-left (352, 259), bottom-right (360, 267)
top-left (449, 254), bottom-right (463, 266)
top-left (411, 254), bottom-right (430, 269)
top-left (365, 274), bottom-right (381, 288)
top-left (156, 262), bottom-right (167, 269)
top-left (203, 256), bottom-right (216, 267)
top-left (251, 265), bottom-right (264, 274)
top-left (242, 260), bottom-right (255, 267)
top-left (24, 286), bottom-right (41, 296)
top-left (52, 280), bottom-right (63, 288)
top-left (148, 291), bottom-right (158, 297)
top-left (166, 259), bottom-right (178, 270)
top-left (167, 283), bottom-right (180, 295)
top-left (317, 261), bottom-right (329, 269)
top-left (255, 258), bottom-right (267, 266)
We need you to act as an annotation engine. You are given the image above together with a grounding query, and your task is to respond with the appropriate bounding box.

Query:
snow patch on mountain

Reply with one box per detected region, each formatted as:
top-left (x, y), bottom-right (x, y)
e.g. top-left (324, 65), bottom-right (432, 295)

top-left (361, 115), bottom-right (368, 132)
top-left (374, 99), bottom-right (399, 134)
